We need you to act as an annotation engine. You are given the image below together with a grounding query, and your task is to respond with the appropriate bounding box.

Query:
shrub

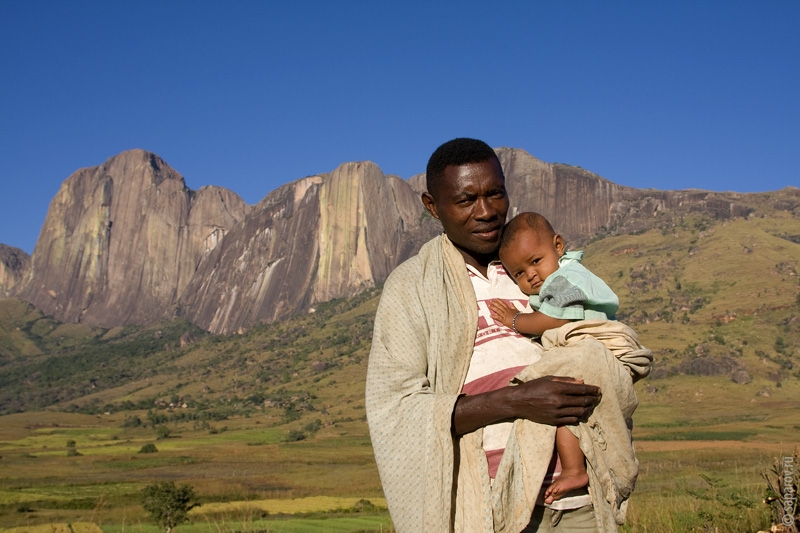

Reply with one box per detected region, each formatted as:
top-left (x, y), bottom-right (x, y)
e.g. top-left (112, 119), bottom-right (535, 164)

top-left (763, 451), bottom-right (799, 531)
top-left (123, 415), bottom-right (143, 427)
top-left (138, 443), bottom-right (158, 454)
top-left (304, 419), bottom-right (322, 433)
top-left (286, 430), bottom-right (306, 442)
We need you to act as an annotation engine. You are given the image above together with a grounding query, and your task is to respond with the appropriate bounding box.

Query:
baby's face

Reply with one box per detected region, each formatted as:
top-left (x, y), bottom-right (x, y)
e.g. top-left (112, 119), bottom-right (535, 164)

top-left (499, 228), bottom-right (564, 295)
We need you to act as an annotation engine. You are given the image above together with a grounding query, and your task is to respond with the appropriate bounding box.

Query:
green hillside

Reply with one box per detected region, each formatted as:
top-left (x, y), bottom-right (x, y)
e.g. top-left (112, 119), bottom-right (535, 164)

top-left (0, 203), bottom-right (798, 531)
top-left (586, 211), bottom-right (800, 379)
top-left (0, 287), bottom-right (379, 420)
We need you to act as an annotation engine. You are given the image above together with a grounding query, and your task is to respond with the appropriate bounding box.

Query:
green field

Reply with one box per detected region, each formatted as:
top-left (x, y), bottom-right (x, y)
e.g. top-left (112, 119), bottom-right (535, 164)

top-left (1, 207), bottom-right (798, 531)
top-left (1, 374), bottom-right (797, 531)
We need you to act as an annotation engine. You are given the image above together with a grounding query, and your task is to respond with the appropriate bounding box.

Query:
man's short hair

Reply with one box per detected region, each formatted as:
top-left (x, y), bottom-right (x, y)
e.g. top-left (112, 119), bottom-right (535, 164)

top-left (426, 138), bottom-right (502, 198)
top-left (500, 212), bottom-right (557, 252)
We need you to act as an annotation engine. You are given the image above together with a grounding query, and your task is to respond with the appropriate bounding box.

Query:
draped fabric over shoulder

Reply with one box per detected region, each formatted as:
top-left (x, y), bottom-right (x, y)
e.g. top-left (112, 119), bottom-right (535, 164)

top-left (366, 235), bottom-right (653, 532)
top-left (366, 234), bottom-right (480, 532)
top-left (509, 320), bottom-right (652, 530)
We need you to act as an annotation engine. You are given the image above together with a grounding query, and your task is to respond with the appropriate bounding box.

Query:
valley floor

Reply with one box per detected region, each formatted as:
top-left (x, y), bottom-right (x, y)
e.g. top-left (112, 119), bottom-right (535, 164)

top-left (0, 376), bottom-right (797, 532)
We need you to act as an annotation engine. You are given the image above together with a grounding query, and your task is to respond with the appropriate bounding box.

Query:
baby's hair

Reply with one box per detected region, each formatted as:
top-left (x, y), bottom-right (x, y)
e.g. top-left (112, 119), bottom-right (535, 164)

top-left (500, 212), bottom-right (558, 252)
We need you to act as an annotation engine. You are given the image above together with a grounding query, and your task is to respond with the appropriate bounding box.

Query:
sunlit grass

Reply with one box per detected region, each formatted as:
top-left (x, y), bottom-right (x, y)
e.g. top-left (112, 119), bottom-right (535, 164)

top-left (192, 496), bottom-right (387, 515)
top-left (617, 446), bottom-right (778, 532)
top-left (0, 524), bottom-right (103, 533)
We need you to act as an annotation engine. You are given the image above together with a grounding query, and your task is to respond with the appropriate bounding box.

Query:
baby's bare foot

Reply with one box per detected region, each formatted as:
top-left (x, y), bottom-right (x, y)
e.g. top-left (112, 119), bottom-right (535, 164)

top-left (543, 471), bottom-right (589, 504)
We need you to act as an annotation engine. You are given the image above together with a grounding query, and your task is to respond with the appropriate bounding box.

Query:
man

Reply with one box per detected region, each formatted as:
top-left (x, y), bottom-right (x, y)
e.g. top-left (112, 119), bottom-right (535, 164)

top-left (365, 138), bottom-right (603, 532)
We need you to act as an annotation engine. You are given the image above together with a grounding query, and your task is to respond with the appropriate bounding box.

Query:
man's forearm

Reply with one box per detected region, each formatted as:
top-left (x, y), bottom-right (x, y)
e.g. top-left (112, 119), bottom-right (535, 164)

top-left (452, 387), bottom-right (516, 436)
top-left (452, 377), bottom-right (602, 436)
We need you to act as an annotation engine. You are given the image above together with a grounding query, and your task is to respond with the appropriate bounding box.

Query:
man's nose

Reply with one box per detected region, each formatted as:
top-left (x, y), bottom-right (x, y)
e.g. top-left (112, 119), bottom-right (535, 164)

top-left (474, 197), bottom-right (495, 219)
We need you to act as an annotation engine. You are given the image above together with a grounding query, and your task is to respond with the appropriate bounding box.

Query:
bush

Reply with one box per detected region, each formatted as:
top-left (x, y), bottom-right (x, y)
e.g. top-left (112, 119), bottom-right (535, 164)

top-left (304, 419), bottom-right (322, 433)
top-left (763, 450), bottom-right (799, 530)
top-left (123, 415), bottom-right (143, 427)
top-left (138, 443), bottom-right (158, 454)
top-left (352, 498), bottom-right (377, 512)
top-left (286, 430), bottom-right (306, 442)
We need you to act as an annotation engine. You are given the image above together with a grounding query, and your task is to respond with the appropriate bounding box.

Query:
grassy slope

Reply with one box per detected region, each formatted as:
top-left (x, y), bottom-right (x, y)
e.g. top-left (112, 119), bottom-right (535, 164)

top-left (0, 204), bottom-right (798, 530)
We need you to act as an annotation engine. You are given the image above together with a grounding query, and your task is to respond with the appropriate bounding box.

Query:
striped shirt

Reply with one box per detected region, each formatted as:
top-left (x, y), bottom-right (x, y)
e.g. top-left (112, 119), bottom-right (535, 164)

top-left (463, 262), bottom-right (592, 511)
top-left (463, 262), bottom-right (543, 478)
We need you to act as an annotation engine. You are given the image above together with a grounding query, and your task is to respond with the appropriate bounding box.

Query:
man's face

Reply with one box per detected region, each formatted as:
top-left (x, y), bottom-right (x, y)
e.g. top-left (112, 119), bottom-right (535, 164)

top-left (422, 159), bottom-right (509, 270)
top-left (499, 227), bottom-right (565, 295)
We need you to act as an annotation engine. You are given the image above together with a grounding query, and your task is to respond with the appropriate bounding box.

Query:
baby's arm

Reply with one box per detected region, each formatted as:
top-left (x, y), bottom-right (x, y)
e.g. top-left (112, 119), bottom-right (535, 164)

top-left (488, 299), bottom-right (570, 336)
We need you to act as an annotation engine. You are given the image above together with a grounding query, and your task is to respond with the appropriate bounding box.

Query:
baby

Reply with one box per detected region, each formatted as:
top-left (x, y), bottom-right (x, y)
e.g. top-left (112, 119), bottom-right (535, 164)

top-left (488, 211), bottom-right (619, 503)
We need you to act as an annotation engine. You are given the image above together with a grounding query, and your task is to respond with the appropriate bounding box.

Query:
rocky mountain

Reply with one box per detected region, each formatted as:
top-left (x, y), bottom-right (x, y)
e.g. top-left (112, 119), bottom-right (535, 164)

top-left (177, 161), bottom-right (436, 334)
top-left (0, 245), bottom-right (29, 298)
top-left (13, 150), bottom-right (249, 327)
top-left (3, 147), bottom-right (787, 333)
top-left (411, 148), bottom-right (758, 246)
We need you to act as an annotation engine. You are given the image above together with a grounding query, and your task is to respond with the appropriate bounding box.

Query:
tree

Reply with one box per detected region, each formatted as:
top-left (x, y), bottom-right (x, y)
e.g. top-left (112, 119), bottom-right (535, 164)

top-left (141, 481), bottom-right (199, 532)
top-left (156, 425), bottom-right (171, 440)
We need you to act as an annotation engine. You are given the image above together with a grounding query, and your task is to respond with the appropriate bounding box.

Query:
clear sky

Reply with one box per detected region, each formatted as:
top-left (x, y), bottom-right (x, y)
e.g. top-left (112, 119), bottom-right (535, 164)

top-left (1, 1), bottom-right (798, 254)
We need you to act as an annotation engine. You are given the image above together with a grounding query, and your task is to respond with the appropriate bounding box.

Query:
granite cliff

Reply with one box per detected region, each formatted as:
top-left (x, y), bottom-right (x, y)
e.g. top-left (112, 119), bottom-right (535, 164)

top-left (5, 147), bottom-right (766, 333)
top-left (177, 161), bottom-right (435, 333)
top-left (14, 150), bottom-right (249, 327)
top-left (0, 245), bottom-right (29, 298)
top-left (410, 148), bottom-right (755, 246)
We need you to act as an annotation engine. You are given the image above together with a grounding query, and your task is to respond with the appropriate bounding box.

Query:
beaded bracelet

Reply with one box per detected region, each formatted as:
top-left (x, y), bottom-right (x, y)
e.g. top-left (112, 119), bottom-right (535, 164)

top-left (512, 311), bottom-right (522, 335)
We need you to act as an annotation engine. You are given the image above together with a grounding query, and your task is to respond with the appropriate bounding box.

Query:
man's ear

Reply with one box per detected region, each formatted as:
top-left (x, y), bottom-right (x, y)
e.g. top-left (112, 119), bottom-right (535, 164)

top-left (421, 192), bottom-right (440, 220)
top-left (553, 234), bottom-right (566, 256)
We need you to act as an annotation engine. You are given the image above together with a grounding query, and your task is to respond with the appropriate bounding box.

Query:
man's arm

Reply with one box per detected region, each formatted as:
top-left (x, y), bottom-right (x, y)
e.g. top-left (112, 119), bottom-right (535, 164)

top-left (452, 376), bottom-right (601, 436)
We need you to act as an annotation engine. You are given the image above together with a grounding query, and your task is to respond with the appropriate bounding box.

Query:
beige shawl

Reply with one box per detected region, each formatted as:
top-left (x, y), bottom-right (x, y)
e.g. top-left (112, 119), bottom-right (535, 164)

top-left (365, 235), bottom-right (652, 532)
top-left (506, 320), bottom-right (652, 531)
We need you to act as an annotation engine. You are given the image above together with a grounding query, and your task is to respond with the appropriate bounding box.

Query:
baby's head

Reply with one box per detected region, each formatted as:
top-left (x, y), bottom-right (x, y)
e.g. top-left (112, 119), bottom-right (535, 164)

top-left (498, 212), bottom-right (565, 296)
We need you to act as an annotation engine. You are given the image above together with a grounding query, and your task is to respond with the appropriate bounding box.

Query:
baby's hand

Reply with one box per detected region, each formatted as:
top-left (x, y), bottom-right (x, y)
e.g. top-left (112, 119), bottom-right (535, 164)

top-left (488, 299), bottom-right (518, 329)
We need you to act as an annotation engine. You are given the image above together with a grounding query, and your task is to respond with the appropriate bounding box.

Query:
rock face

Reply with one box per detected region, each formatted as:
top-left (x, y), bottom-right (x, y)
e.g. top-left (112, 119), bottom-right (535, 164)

top-left (0, 245), bottom-right (30, 298)
top-left (408, 148), bottom-right (633, 243)
top-left (412, 148), bottom-right (755, 246)
top-left (497, 147), bottom-right (635, 243)
top-left (9, 146), bottom-right (765, 333)
top-left (178, 161), bottom-right (433, 333)
top-left (14, 150), bottom-right (248, 327)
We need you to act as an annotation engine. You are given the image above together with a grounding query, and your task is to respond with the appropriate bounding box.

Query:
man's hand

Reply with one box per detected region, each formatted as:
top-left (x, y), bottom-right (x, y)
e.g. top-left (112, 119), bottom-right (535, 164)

top-left (488, 298), bottom-right (518, 329)
top-left (505, 376), bottom-right (600, 426)
top-left (452, 376), bottom-right (600, 435)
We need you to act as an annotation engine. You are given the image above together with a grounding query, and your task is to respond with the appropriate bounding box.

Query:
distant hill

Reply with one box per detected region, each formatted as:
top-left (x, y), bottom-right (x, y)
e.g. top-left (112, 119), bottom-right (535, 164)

top-left (4, 148), bottom-right (795, 334)
top-left (1, 196), bottom-right (798, 415)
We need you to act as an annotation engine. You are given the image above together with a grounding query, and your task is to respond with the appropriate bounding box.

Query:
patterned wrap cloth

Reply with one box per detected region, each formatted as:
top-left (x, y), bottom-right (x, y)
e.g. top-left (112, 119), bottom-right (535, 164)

top-left (365, 235), bottom-right (652, 532)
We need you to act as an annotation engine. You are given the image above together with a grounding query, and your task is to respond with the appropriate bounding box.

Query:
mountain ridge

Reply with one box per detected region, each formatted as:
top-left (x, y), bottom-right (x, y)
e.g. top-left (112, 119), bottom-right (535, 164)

top-left (1, 148), bottom-right (796, 333)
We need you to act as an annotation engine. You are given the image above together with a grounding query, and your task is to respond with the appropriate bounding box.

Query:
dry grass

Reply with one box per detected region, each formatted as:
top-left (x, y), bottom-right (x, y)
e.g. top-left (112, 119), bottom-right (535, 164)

top-left (1, 206), bottom-right (798, 531)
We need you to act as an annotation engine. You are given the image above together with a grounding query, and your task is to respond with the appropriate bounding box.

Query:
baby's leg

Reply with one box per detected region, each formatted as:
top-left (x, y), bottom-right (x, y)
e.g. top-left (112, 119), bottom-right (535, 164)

top-left (544, 426), bottom-right (589, 504)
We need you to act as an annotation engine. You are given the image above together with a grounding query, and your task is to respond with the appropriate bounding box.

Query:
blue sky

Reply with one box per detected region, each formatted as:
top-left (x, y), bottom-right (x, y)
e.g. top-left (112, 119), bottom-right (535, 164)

top-left (1, 1), bottom-right (798, 254)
